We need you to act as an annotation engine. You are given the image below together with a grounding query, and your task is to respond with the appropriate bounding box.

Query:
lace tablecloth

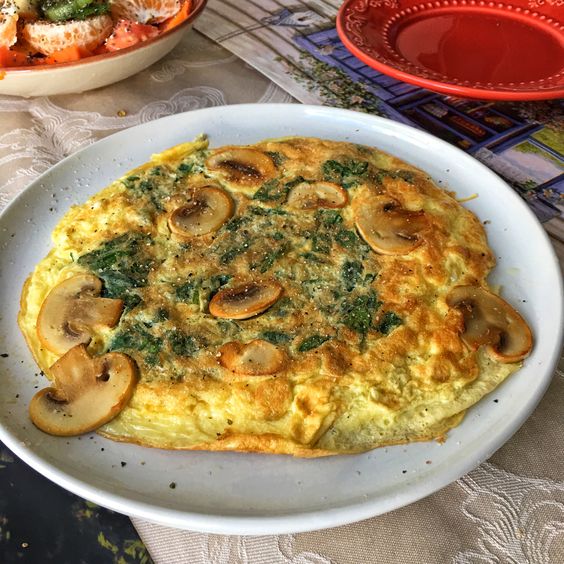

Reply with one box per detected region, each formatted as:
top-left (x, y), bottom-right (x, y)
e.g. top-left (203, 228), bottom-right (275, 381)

top-left (1, 30), bottom-right (563, 564)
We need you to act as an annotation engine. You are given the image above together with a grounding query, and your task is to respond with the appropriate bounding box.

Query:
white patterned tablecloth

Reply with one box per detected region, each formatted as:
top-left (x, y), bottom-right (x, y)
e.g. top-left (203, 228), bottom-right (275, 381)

top-left (1, 29), bottom-right (563, 564)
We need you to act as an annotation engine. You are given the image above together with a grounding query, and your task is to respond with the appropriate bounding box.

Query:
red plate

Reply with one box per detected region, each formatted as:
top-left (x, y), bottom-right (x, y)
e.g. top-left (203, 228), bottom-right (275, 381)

top-left (337, 0), bottom-right (564, 100)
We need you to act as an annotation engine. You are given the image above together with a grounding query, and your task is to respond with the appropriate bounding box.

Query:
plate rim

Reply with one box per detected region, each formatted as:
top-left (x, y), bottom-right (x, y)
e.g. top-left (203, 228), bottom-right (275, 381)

top-left (336, 0), bottom-right (564, 101)
top-left (0, 103), bottom-right (562, 535)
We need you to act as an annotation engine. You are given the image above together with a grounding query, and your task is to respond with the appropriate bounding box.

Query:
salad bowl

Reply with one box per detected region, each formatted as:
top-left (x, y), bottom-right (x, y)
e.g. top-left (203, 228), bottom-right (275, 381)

top-left (0, 0), bottom-right (207, 97)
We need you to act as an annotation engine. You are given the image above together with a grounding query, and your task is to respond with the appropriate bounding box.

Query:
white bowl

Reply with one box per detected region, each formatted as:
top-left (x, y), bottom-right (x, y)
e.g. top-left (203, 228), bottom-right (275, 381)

top-left (0, 105), bottom-right (562, 534)
top-left (0, 0), bottom-right (207, 97)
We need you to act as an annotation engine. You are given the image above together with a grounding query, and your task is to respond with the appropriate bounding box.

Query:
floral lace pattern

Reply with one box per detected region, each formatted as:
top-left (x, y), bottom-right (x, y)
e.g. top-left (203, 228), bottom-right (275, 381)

top-left (0, 86), bottom-right (228, 210)
top-left (130, 517), bottom-right (336, 564)
top-left (455, 463), bottom-right (564, 563)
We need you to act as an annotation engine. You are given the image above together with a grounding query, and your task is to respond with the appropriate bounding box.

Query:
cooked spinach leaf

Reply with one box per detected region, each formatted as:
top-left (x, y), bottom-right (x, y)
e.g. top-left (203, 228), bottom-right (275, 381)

top-left (322, 159), bottom-right (368, 188)
top-left (316, 209), bottom-right (343, 227)
top-left (312, 233), bottom-right (332, 254)
top-left (374, 169), bottom-right (416, 185)
top-left (298, 334), bottom-right (330, 352)
top-left (248, 205), bottom-right (288, 216)
top-left (210, 273), bottom-right (232, 288)
top-left (176, 161), bottom-right (194, 179)
top-left (253, 179), bottom-right (288, 202)
top-left (260, 331), bottom-right (292, 345)
top-left (254, 242), bottom-right (291, 273)
top-left (376, 312), bottom-right (402, 335)
top-left (120, 172), bottom-right (166, 209)
top-left (220, 241), bottom-right (252, 265)
top-left (110, 323), bottom-right (163, 365)
top-left (363, 272), bottom-right (377, 285)
top-left (340, 290), bottom-right (381, 336)
top-left (154, 308), bottom-right (169, 322)
top-left (341, 260), bottom-right (363, 292)
top-left (138, 179), bottom-right (154, 192)
top-left (122, 293), bottom-right (143, 312)
top-left (201, 274), bottom-right (232, 305)
top-left (224, 216), bottom-right (251, 232)
top-left (168, 330), bottom-right (198, 357)
top-left (121, 175), bottom-right (140, 189)
top-left (334, 228), bottom-right (359, 249)
top-left (77, 233), bottom-right (155, 302)
top-left (284, 176), bottom-right (307, 189)
top-left (268, 296), bottom-right (292, 317)
top-left (301, 252), bottom-right (327, 263)
top-left (175, 280), bottom-right (200, 304)
top-left (265, 151), bottom-right (285, 167)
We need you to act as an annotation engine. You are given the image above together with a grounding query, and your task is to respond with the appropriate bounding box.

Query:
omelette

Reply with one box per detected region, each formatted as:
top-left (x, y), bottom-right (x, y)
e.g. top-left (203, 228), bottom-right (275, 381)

top-left (18, 136), bottom-right (533, 456)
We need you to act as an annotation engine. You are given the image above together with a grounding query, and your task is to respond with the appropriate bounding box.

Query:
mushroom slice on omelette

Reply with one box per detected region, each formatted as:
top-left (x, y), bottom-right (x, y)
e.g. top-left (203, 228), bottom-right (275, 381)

top-left (18, 136), bottom-right (533, 456)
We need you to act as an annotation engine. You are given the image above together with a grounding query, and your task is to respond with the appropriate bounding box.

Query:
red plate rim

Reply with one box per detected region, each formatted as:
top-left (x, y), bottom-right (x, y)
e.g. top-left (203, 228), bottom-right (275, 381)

top-left (336, 0), bottom-right (564, 101)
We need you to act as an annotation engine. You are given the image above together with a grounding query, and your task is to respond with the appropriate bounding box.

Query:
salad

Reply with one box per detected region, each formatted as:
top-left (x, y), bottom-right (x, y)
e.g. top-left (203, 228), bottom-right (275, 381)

top-left (0, 0), bottom-right (192, 67)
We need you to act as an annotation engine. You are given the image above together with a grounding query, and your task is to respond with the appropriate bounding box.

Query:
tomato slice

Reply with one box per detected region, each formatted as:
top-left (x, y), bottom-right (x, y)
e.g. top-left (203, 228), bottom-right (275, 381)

top-left (105, 19), bottom-right (159, 52)
top-left (161, 0), bottom-right (192, 33)
top-left (0, 46), bottom-right (30, 68)
top-left (44, 45), bottom-right (92, 64)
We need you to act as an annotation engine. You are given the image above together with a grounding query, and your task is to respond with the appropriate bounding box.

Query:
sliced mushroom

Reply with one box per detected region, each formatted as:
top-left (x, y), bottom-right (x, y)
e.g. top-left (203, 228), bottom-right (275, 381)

top-left (205, 148), bottom-right (276, 186)
top-left (287, 181), bottom-right (348, 209)
top-left (219, 339), bottom-right (287, 375)
top-left (168, 186), bottom-right (233, 238)
top-left (354, 195), bottom-right (428, 255)
top-left (29, 344), bottom-right (137, 436)
top-left (37, 274), bottom-right (123, 355)
top-left (446, 285), bottom-right (533, 363)
top-left (209, 281), bottom-right (282, 320)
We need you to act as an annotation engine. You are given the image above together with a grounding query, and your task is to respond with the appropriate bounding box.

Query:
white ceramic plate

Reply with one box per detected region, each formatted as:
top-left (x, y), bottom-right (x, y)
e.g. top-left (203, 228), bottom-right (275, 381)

top-left (0, 0), bottom-right (207, 97)
top-left (0, 105), bottom-right (562, 535)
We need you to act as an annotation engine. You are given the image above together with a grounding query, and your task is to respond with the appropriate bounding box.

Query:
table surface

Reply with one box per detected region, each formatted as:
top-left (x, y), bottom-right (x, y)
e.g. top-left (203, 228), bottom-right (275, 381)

top-left (0, 28), bottom-right (563, 564)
